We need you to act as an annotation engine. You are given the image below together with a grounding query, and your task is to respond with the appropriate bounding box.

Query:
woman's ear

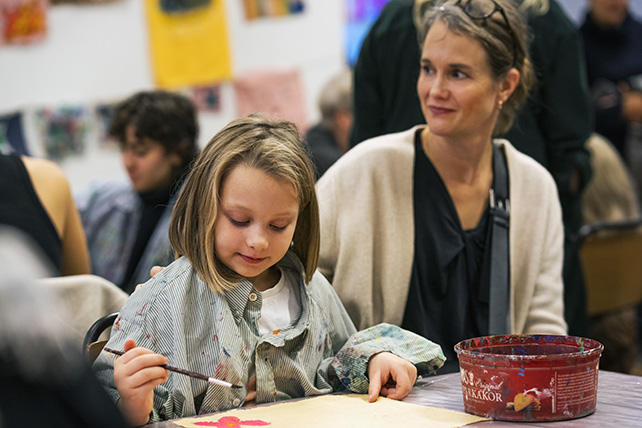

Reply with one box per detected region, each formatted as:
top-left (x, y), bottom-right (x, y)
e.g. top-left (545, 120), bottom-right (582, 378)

top-left (500, 68), bottom-right (520, 101)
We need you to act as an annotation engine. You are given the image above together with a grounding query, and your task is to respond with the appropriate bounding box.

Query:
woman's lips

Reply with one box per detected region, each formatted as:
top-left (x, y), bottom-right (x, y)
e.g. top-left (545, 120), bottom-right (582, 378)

top-left (429, 105), bottom-right (453, 115)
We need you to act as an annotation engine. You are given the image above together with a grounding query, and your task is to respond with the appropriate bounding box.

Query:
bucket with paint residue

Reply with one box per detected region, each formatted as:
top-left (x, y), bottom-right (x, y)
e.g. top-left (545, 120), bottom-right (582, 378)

top-left (454, 334), bottom-right (603, 421)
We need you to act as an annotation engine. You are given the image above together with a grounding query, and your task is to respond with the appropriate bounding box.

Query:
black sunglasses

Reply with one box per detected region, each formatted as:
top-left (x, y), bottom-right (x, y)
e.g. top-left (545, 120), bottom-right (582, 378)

top-left (454, 0), bottom-right (518, 67)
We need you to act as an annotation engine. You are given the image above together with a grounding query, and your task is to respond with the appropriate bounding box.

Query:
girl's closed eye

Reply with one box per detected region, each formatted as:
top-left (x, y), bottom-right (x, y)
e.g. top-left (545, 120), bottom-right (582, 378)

top-left (228, 216), bottom-right (249, 227)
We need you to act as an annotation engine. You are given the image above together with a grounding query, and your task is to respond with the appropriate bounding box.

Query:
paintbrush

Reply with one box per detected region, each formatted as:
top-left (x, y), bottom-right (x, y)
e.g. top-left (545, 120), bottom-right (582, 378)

top-left (103, 347), bottom-right (242, 389)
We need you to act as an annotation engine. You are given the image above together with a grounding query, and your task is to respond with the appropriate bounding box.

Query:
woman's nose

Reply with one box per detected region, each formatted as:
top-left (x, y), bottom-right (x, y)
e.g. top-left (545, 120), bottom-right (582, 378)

top-left (431, 75), bottom-right (448, 98)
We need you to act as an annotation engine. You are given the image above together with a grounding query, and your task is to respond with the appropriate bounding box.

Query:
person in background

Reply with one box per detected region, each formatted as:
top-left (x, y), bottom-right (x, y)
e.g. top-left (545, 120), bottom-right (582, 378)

top-left (305, 69), bottom-right (353, 179)
top-left (76, 91), bottom-right (199, 294)
top-left (350, 0), bottom-right (592, 336)
top-left (317, 0), bottom-right (567, 374)
top-left (581, 133), bottom-right (640, 374)
top-left (0, 153), bottom-right (90, 276)
top-left (92, 114), bottom-right (444, 425)
top-left (579, 0), bottom-right (642, 193)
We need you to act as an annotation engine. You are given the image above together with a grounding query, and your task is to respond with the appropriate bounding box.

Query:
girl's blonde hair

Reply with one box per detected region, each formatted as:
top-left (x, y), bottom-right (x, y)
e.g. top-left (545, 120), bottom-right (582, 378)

top-left (169, 114), bottom-right (320, 293)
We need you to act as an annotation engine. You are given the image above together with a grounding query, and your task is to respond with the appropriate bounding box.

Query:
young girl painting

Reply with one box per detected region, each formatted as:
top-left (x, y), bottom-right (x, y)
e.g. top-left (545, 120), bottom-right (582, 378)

top-left (93, 115), bottom-right (445, 425)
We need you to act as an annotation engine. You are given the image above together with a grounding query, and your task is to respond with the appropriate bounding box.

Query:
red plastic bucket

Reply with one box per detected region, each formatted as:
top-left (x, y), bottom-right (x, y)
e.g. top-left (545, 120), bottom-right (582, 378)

top-left (454, 334), bottom-right (603, 421)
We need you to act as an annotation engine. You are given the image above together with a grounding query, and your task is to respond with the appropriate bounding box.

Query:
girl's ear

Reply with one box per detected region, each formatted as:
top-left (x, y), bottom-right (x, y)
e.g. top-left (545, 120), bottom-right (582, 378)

top-left (499, 68), bottom-right (520, 101)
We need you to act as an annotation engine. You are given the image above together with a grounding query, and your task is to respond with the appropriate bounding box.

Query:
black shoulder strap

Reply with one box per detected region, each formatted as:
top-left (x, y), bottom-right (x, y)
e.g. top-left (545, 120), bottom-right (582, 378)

top-left (488, 142), bottom-right (511, 334)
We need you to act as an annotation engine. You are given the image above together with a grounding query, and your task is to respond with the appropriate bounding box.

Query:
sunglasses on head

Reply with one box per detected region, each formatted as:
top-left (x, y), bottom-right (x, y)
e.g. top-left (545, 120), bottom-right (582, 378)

top-left (454, 0), bottom-right (518, 67)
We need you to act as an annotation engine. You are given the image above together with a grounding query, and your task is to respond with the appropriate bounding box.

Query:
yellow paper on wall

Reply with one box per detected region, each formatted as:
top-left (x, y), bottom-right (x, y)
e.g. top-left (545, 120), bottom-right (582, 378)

top-left (144, 0), bottom-right (232, 89)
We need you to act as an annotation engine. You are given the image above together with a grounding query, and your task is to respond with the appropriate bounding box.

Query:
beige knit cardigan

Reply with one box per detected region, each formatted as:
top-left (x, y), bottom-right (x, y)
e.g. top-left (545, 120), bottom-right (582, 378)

top-left (316, 126), bottom-right (567, 335)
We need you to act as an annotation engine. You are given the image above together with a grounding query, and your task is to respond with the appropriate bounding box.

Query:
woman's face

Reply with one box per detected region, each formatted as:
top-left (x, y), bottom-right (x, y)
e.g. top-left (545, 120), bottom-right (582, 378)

top-left (416, 21), bottom-right (508, 141)
top-left (214, 164), bottom-right (299, 291)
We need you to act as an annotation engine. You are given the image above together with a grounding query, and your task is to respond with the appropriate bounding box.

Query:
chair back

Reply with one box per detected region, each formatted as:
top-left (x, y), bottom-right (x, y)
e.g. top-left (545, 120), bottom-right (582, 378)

top-left (83, 312), bottom-right (119, 365)
top-left (579, 219), bottom-right (642, 315)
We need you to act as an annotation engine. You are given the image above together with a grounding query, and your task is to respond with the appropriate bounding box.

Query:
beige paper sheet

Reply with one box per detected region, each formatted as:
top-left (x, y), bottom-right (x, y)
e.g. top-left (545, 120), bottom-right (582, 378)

top-left (173, 394), bottom-right (488, 428)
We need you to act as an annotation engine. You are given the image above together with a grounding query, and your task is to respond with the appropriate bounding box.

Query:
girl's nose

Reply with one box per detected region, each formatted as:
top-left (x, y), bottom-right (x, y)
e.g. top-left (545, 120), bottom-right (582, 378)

top-left (247, 227), bottom-right (268, 251)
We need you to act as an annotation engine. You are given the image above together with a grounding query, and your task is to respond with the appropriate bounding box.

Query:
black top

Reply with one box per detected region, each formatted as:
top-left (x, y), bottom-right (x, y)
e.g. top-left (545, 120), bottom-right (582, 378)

top-left (120, 184), bottom-right (172, 293)
top-left (402, 132), bottom-right (491, 374)
top-left (0, 154), bottom-right (62, 273)
top-left (305, 123), bottom-right (344, 179)
top-left (580, 12), bottom-right (642, 157)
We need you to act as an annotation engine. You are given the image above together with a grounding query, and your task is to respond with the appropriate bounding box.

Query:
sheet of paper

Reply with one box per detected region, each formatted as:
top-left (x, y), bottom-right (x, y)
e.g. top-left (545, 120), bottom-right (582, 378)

top-left (174, 394), bottom-right (488, 428)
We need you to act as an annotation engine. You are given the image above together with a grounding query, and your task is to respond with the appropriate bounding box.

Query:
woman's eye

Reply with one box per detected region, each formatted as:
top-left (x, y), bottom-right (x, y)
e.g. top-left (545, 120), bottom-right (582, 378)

top-left (452, 69), bottom-right (467, 79)
top-left (270, 224), bottom-right (287, 231)
top-left (421, 65), bottom-right (434, 75)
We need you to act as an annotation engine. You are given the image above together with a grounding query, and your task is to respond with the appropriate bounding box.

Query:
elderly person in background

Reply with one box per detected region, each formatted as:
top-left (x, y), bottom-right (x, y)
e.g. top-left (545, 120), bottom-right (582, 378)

top-left (317, 0), bottom-right (567, 373)
top-left (304, 69), bottom-right (353, 179)
top-left (76, 91), bottom-right (199, 293)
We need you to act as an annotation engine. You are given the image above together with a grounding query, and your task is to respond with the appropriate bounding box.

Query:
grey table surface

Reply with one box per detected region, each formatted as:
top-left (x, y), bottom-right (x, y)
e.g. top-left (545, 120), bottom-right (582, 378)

top-left (149, 370), bottom-right (642, 427)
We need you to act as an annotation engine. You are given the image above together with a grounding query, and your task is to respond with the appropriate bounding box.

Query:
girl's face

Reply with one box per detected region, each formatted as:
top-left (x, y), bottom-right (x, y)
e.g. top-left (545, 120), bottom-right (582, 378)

top-left (416, 21), bottom-right (507, 141)
top-left (214, 164), bottom-right (300, 292)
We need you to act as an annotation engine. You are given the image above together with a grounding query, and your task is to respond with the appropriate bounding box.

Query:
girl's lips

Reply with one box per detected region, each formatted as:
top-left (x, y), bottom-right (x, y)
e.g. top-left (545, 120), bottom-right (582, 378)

top-left (239, 254), bottom-right (266, 264)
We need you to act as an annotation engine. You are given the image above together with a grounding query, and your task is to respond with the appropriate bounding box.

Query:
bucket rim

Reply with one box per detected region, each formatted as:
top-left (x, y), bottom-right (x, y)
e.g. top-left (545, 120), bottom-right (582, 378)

top-left (454, 334), bottom-right (604, 361)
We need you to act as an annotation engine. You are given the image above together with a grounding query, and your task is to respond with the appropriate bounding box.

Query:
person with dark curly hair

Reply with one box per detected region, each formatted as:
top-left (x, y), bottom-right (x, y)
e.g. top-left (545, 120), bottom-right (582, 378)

top-left (76, 91), bottom-right (199, 293)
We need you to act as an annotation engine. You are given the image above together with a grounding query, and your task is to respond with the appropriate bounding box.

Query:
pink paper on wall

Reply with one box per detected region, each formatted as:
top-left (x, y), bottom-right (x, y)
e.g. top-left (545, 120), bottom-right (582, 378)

top-left (233, 69), bottom-right (308, 132)
top-left (0, 0), bottom-right (48, 45)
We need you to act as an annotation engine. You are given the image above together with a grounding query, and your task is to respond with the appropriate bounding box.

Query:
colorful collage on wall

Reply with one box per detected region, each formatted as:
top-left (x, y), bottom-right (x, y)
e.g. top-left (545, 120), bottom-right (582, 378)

top-left (50, 0), bottom-right (122, 4)
top-left (344, 0), bottom-right (390, 65)
top-left (94, 103), bottom-right (119, 150)
top-left (0, 0), bottom-right (48, 45)
top-left (0, 112), bottom-right (30, 155)
top-left (145, 0), bottom-right (232, 89)
top-left (191, 85), bottom-right (222, 113)
top-left (242, 0), bottom-right (305, 21)
top-left (34, 106), bottom-right (91, 161)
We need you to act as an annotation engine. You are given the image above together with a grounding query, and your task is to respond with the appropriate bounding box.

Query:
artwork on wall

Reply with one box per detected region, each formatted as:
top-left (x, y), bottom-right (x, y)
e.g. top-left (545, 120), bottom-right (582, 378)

top-left (145, 0), bottom-right (232, 89)
top-left (0, 112), bottom-right (30, 156)
top-left (344, 0), bottom-right (390, 65)
top-left (0, 0), bottom-right (48, 45)
top-left (191, 85), bottom-right (222, 113)
top-left (159, 0), bottom-right (211, 13)
top-left (34, 106), bottom-right (90, 161)
top-left (94, 102), bottom-right (118, 150)
top-left (233, 69), bottom-right (307, 133)
top-left (242, 0), bottom-right (304, 21)
top-left (50, 0), bottom-right (122, 4)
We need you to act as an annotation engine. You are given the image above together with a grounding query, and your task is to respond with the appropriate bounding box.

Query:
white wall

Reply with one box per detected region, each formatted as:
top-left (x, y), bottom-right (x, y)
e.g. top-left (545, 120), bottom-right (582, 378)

top-left (0, 0), bottom-right (345, 193)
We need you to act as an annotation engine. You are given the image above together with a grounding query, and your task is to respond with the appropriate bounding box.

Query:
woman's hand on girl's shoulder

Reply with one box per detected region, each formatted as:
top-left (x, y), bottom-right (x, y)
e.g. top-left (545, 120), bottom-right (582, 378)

top-left (366, 352), bottom-right (417, 402)
top-left (113, 338), bottom-right (169, 426)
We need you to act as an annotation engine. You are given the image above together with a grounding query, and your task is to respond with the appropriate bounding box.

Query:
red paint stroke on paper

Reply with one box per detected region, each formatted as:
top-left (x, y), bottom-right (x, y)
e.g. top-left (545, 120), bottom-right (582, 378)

top-left (193, 416), bottom-right (270, 427)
